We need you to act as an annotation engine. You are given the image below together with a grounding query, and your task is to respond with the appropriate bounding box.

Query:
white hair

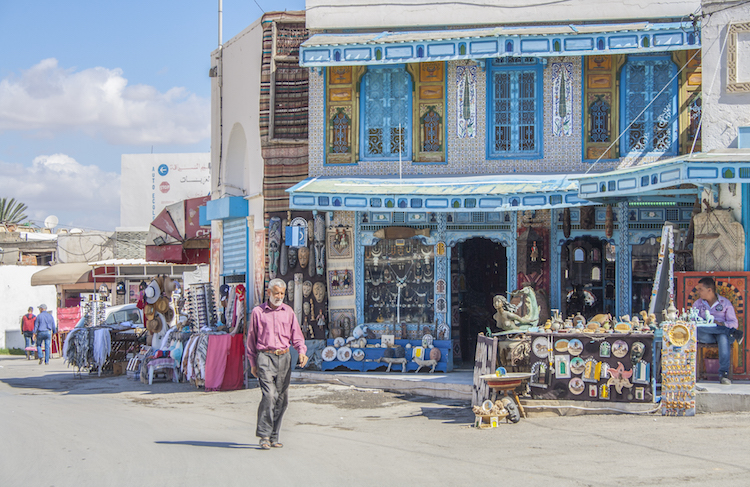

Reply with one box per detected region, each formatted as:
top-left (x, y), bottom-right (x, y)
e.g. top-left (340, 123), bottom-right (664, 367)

top-left (268, 278), bottom-right (287, 291)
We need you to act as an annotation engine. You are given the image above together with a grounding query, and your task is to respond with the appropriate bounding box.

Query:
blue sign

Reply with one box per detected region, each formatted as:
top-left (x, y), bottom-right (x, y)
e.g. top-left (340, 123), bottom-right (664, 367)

top-left (158, 164), bottom-right (169, 176)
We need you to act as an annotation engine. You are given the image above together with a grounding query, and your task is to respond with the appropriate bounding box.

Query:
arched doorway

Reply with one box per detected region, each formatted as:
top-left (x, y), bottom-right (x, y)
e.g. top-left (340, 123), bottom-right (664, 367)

top-left (561, 236), bottom-right (616, 318)
top-left (451, 238), bottom-right (507, 365)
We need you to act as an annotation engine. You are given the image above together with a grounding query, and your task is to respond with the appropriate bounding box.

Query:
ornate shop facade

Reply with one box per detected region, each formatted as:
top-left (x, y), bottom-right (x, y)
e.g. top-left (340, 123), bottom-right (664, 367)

top-left (288, 1), bottom-right (708, 363)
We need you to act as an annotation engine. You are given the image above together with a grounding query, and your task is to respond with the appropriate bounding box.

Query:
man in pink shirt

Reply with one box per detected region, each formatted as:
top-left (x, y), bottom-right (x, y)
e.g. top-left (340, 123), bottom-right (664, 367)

top-left (247, 278), bottom-right (308, 450)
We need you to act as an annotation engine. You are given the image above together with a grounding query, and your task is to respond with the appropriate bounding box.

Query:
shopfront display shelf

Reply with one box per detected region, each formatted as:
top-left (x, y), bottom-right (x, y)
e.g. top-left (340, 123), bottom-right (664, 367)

top-left (321, 339), bottom-right (453, 372)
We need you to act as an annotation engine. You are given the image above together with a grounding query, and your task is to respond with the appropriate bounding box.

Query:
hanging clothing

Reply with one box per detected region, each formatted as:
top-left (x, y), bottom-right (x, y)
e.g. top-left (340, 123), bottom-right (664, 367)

top-left (204, 334), bottom-right (232, 391)
top-left (220, 334), bottom-right (245, 391)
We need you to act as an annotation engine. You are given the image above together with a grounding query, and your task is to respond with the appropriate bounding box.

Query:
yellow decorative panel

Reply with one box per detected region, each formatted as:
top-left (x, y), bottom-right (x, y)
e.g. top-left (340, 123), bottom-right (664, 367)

top-left (329, 88), bottom-right (352, 101)
top-left (419, 85), bottom-right (443, 99)
top-left (587, 74), bottom-right (611, 89)
top-left (420, 62), bottom-right (443, 82)
top-left (329, 67), bottom-right (352, 84)
top-left (583, 54), bottom-right (619, 161)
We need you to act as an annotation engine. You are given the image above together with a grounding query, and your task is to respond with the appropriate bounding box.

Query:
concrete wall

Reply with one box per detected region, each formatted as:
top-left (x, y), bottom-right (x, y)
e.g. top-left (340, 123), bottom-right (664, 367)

top-left (702, 1), bottom-right (750, 151)
top-left (305, 0), bottom-right (700, 30)
top-left (0, 266), bottom-right (57, 350)
top-left (57, 232), bottom-right (115, 264)
top-left (119, 153), bottom-right (211, 230)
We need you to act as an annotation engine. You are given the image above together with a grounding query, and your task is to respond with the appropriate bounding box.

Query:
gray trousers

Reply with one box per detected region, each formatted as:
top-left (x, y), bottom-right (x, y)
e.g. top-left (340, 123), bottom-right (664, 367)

top-left (255, 351), bottom-right (292, 440)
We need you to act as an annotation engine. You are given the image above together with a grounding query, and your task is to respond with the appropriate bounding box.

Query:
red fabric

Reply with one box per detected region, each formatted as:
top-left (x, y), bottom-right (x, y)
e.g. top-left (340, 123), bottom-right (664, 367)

top-left (220, 334), bottom-right (245, 391)
top-left (204, 334), bottom-right (232, 392)
top-left (21, 314), bottom-right (36, 332)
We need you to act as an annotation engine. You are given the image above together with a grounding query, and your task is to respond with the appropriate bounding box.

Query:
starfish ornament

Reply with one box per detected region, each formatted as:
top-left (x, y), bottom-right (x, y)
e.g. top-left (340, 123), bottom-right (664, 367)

top-left (607, 361), bottom-right (634, 395)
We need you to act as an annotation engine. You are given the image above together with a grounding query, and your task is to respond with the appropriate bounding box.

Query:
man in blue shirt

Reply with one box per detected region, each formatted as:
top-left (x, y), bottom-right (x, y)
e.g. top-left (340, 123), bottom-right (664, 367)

top-left (33, 304), bottom-right (56, 365)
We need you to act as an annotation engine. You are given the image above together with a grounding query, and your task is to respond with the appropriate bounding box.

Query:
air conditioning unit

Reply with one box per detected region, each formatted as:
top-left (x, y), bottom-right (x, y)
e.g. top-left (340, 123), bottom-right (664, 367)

top-left (738, 126), bottom-right (750, 149)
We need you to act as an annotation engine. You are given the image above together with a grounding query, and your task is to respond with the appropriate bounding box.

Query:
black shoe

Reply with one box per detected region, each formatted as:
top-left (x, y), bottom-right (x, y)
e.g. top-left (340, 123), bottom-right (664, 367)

top-left (734, 329), bottom-right (744, 346)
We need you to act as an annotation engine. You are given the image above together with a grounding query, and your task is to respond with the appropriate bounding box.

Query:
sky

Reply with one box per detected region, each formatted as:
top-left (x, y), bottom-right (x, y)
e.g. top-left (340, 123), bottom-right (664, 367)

top-left (0, 0), bottom-right (305, 231)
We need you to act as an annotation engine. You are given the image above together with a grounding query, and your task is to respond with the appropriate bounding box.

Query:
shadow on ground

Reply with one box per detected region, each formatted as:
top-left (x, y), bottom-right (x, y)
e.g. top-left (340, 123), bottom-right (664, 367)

top-left (155, 440), bottom-right (257, 449)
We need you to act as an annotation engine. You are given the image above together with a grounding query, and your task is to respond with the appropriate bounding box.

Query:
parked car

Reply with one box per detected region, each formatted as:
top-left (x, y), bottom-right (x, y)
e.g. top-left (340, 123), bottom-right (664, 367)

top-left (74, 303), bottom-right (144, 329)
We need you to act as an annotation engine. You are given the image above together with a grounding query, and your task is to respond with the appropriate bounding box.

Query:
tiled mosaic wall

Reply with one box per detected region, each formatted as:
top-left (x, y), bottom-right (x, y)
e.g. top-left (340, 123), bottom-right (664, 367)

top-left (308, 57), bottom-right (626, 178)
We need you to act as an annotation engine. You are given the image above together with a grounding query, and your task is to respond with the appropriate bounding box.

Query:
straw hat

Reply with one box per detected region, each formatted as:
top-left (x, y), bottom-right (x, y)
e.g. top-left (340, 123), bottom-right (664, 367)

top-left (165, 307), bottom-right (175, 324)
top-left (146, 318), bottom-right (162, 334)
top-left (144, 303), bottom-right (156, 320)
top-left (144, 280), bottom-right (161, 304)
top-left (154, 296), bottom-right (169, 314)
top-left (163, 277), bottom-right (177, 298)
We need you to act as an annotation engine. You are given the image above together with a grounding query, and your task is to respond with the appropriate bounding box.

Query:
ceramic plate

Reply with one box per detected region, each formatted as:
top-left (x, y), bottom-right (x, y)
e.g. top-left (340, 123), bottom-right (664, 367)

top-left (322, 346), bottom-right (337, 362)
top-left (567, 339), bottom-right (583, 356)
top-left (422, 334), bottom-right (434, 348)
top-left (337, 346), bottom-right (352, 362)
top-left (554, 339), bottom-right (569, 353)
top-left (612, 339), bottom-right (629, 358)
top-left (352, 349), bottom-right (365, 361)
top-left (668, 324), bottom-right (690, 347)
top-left (333, 337), bottom-right (345, 348)
top-left (570, 356), bottom-right (585, 375)
top-left (532, 337), bottom-right (549, 358)
top-left (569, 377), bottom-right (585, 395)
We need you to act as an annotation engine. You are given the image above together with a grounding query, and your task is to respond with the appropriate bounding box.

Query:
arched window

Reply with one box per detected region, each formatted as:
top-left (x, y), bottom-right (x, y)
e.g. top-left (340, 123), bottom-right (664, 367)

top-left (360, 66), bottom-right (412, 160)
top-left (621, 56), bottom-right (678, 155)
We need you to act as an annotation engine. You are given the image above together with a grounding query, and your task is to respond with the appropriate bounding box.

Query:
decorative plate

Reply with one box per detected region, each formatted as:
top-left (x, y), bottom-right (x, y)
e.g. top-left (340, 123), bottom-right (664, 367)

top-left (352, 349), bottom-right (365, 361)
top-left (554, 339), bottom-right (569, 353)
top-left (569, 377), bottom-right (585, 395)
top-left (333, 337), bottom-right (345, 348)
top-left (437, 323), bottom-right (450, 340)
top-left (612, 340), bottom-right (629, 358)
top-left (614, 322), bottom-right (632, 333)
top-left (532, 337), bottom-right (549, 358)
top-left (429, 347), bottom-right (442, 362)
top-left (337, 346), bottom-right (352, 362)
top-left (570, 357), bottom-right (585, 375)
top-left (668, 324), bottom-right (690, 347)
top-left (567, 339), bottom-right (583, 356)
top-left (322, 346), bottom-right (337, 362)
top-left (422, 334), bottom-right (434, 348)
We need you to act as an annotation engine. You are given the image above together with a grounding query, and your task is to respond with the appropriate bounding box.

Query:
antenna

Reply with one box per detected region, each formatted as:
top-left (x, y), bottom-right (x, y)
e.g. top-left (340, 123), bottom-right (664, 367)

top-left (44, 215), bottom-right (59, 230)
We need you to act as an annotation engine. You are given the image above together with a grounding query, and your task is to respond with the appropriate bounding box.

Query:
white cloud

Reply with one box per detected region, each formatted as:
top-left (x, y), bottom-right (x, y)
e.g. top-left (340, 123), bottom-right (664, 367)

top-left (0, 154), bottom-right (120, 230)
top-left (0, 58), bottom-right (209, 145)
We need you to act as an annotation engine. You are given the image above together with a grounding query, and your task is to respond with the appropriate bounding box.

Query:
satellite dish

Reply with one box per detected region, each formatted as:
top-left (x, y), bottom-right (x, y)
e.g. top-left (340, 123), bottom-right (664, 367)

top-left (44, 215), bottom-right (59, 229)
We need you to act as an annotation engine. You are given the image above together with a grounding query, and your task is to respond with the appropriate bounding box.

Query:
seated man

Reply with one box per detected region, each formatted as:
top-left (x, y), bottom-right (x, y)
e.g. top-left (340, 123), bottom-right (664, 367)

top-left (693, 277), bottom-right (741, 385)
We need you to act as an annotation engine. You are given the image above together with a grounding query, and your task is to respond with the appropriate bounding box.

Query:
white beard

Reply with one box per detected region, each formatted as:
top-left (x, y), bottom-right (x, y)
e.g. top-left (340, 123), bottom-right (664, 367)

top-left (270, 297), bottom-right (283, 307)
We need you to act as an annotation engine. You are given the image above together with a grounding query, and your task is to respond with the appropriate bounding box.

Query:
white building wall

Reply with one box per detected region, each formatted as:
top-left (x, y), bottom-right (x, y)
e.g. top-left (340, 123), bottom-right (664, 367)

top-left (119, 153), bottom-right (211, 230)
top-left (0, 266), bottom-right (57, 350)
top-left (210, 17), bottom-right (265, 232)
top-left (306, 0), bottom-right (700, 30)
top-left (702, 1), bottom-right (750, 151)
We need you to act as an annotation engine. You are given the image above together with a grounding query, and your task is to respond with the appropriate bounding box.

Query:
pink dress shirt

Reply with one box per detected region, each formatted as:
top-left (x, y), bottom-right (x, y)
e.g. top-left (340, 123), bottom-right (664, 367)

top-left (246, 302), bottom-right (307, 368)
top-left (693, 296), bottom-right (738, 329)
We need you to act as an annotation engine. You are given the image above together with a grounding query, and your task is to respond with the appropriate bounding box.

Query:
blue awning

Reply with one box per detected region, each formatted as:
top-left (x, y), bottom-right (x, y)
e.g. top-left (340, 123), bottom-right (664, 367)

top-left (287, 174), bottom-right (593, 212)
top-left (573, 149), bottom-right (750, 201)
top-left (301, 21), bottom-right (700, 67)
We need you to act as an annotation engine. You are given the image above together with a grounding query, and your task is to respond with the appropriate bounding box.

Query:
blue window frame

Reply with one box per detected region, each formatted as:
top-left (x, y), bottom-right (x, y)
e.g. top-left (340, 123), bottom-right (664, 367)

top-left (360, 65), bottom-right (412, 161)
top-left (487, 59), bottom-right (543, 159)
top-left (620, 55), bottom-right (678, 156)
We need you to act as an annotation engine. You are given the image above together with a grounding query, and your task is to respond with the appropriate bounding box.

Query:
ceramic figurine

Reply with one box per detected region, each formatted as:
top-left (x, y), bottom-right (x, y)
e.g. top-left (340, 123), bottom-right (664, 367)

top-left (413, 356), bottom-right (438, 373)
top-left (376, 356), bottom-right (408, 373)
top-left (666, 300), bottom-right (678, 322)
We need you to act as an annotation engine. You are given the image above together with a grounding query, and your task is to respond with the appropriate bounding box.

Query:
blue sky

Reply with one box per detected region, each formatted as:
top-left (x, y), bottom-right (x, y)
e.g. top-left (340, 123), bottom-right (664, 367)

top-left (0, 0), bottom-right (305, 231)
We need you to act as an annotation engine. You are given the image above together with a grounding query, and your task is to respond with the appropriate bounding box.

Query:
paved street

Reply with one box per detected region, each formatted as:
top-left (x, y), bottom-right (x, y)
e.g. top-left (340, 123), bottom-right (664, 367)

top-left (1, 355), bottom-right (749, 487)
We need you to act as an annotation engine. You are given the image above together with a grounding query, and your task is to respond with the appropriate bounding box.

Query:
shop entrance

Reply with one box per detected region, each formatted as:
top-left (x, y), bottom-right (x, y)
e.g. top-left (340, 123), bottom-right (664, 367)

top-left (451, 238), bottom-right (507, 365)
top-left (561, 236), bottom-right (616, 318)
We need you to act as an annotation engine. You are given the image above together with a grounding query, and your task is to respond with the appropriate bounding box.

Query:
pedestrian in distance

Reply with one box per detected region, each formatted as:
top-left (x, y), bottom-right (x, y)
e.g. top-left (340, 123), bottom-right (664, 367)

top-left (693, 277), bottom-right (743, 385)
top-left (246, 278), bottom-right (308, 450)
top-left (20, 307), bottom-right (36, 360)
top-left (33, 304), bottom-right (57, 365)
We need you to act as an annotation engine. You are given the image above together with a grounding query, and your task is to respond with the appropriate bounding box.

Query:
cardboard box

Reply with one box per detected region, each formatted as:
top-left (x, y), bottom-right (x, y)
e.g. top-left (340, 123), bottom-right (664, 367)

top-left (112, 362), bottom-right (128, 376)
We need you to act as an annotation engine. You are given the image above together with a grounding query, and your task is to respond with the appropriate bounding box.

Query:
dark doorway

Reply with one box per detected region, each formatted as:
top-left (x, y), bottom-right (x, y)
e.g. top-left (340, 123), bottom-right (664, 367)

top-left (451, 238), bottom-right (507, 365)
top-left (561, 236), bottom-right (616, 318)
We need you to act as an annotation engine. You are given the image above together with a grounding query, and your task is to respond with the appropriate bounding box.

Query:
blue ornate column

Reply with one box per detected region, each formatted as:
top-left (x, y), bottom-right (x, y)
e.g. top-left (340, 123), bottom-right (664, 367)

top-left (355, 211), bottom-right (364, 325)
top-left (550, 208), bottom-right (561, 310)
top-left (507, 211), bottom-right (518, 293)
top-left (435, 213), bottom-right (448, 328)
top-left (616, 201), bottom-right (631, 318)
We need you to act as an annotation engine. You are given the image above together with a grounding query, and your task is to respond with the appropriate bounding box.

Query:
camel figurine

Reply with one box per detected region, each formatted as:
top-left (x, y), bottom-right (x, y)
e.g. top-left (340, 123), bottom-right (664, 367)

top-left (376, 356), bottom-right (407, 373)
top-left (413, 356), bottom-right (437, 373)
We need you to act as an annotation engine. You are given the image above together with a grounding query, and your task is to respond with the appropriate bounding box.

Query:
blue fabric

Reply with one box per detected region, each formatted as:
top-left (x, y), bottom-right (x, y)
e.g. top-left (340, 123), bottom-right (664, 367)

top-left (23, 331), bottom-right (34, 348)
top-left (34, 311), bottom-right (56, 334)
top-left (36, 330), bottom-right (51, 364)
top-left (697, 325), bottom-right (735, 377)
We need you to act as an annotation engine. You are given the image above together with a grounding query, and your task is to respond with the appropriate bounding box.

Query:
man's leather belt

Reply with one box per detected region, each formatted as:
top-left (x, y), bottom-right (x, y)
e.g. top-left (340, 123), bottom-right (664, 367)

top-left (260, 348), bottom-right (289, 356)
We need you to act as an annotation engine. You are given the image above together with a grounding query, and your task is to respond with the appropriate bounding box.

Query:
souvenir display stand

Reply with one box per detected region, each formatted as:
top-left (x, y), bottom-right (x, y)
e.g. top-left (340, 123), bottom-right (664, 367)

top-left (321, 339), bottom-right (452, 372)
top-left (661, 320), bottom-right (697, 416)
top-left (527, 332), bottom-right (655, 403)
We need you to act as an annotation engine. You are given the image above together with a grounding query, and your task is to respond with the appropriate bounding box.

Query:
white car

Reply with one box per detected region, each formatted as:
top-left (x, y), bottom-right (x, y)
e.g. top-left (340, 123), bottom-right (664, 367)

top-left (75, 303), bottom-right (144, 328)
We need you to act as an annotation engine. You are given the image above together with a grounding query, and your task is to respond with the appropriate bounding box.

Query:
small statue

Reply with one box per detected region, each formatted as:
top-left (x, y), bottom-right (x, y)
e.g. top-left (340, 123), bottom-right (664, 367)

top-left (376, 356), bottom-right (407, 373)
top-left (413, 356), bottom-right (438, 373)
